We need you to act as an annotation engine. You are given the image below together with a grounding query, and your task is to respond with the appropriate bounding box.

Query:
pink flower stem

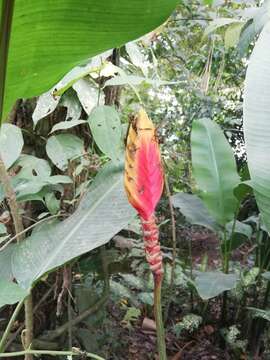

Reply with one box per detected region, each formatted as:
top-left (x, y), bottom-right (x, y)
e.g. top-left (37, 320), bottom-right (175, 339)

top-left (141, 215), bottom-right (167, 360)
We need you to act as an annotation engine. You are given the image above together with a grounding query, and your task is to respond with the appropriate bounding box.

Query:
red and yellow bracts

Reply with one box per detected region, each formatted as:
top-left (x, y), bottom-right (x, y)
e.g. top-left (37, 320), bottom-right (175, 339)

top-left (124, 108), bottom-right (164, 282)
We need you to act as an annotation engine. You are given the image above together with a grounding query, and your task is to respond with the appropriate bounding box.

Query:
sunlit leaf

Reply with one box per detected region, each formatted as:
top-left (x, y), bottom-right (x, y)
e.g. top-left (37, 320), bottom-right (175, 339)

top-left (3, 0), bottom-right (178, 120)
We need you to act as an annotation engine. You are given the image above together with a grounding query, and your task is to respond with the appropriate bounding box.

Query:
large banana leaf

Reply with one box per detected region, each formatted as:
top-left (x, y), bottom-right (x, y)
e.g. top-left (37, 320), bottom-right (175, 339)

top-left (191, 118), bottom-right (240, 226)
top-left (243, 21), bottom-right (270, 233)
top-left (11, 163), bottom-right (136, 290)
top-left (2, 0), bottom-right (177, 120)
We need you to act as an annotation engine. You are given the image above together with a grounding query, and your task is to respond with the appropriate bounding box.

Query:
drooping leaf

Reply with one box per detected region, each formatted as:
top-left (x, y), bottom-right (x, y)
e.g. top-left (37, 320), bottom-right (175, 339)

top-left (0, 279), bottom-right (28, 307)
top-left (12, 163), bottom-right (136, 289)
top-left (88, 106), bottom-right (122, 163)
top-left (0, 124), bottom-right (24, 169)
top-left (3, 0), bottom-right (178, 120)
top-left (172, 192), bottom-right (219, 232)
top-left (194, 271), bottom-right (239, 300)
top-left (243, 21), bottom-right (270, 233)
top-left (191, 118), bottom-right (240, 226)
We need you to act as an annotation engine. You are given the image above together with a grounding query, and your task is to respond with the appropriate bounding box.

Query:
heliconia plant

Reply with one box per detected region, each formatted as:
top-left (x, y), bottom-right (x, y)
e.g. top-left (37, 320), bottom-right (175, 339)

top-left (124, 108), bottom-right (167, 359)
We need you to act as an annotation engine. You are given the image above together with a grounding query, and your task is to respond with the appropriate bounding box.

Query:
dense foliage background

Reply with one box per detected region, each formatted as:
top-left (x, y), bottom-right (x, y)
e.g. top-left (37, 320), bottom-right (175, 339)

top-left (1, 0), bottom-right (270, 359)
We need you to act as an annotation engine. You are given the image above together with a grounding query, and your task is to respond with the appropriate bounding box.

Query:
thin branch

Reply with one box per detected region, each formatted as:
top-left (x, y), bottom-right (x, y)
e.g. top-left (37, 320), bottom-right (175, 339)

top-left (0, 213), bottom-right (64, 252)
top-left (0, 349), bottom-right (105, 360)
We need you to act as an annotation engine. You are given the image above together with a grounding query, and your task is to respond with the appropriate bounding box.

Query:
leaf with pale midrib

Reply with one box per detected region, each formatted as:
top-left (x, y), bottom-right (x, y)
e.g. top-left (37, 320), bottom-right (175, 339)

top-left (2, 0), bottom-right (178, 119)
top-left (12, 163), bottom-right (136, 289)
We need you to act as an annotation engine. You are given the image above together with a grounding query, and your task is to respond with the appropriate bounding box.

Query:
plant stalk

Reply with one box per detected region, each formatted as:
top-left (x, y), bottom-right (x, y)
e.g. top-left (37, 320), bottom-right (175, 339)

top-left (154, 276), bottom-right (167, 360)
top-left (0, 297), bottom-right (25, 352)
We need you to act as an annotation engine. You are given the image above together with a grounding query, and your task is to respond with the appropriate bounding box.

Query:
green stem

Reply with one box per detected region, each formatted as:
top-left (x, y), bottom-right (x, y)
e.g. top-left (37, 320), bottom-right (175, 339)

top-left (0, 297), bottom-right (25, 352)
top-left (154, 276), bottom-right (167, 360)
top-left (24, 294), bottom-right (34, 360)
top-left (0, 349), bottom-right (105, 359)
top-left (0, 0), bottom-right (14, 122)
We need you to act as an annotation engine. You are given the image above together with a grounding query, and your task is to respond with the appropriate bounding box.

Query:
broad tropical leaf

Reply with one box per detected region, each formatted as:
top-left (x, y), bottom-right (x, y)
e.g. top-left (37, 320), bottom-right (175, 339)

top-left (194, 271), bottom-right (239, 300)
top-left (11, 163), bottom-right (136, 289)
top-left (2, 0), bottom-right (178, 120)
top-left (172, 193), bottom-right (219, 232)
top-left (243, 21), bottom-right (270, 233)
top-left (191, 118), bottom-right (240, 226)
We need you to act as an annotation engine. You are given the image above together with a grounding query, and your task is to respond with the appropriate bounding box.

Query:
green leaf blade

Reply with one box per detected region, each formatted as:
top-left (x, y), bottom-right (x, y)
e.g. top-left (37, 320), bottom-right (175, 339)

top-left (3, 0), bottom-right (178, 119)
top-left (191, 118), bottom-right (240, 226)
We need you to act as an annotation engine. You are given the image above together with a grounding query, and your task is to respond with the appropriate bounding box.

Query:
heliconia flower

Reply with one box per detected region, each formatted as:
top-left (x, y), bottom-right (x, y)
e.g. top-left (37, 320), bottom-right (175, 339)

top-left (124, 108), bottom-right (164, 280)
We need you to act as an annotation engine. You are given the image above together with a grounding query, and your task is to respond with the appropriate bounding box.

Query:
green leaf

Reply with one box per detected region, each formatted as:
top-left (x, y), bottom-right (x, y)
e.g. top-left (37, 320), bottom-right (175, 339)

top-left (3, 0), bottom-right (178, 120)
top-left (60, 90), bottom-right (82, 121)
top-left (12, 163), bottom-right (136, 289)
top-left (247, 307), bottom-right (270, 322)
top-left (226, 220), bottom-right (252, 240)
top-left (204, 18), bottom-right (242, 37)
top-left (46, 134), bottom-right (84, 170)
top-left (0, 244), bottom-right (14, 281)
top-left (0, 124), bottom-right (24, 169)
top-left (126, 42), bottom-right (149, 77)
top-left (224, 22), bottom-right (245, 49)
top-left (50, 120), bottom-right (86, 134)
top-left (88, 106), bottom-right (123, 162)
top-left (16, 155), bottom-right (51, 178)
top-left (172, 192), bottom-right (219, 232)
top-left (243, 21), bottom-right (270, 233)
top-left (0, 223), bottom-right (6, 234)
top-left (0, 279), bottom-right (28, 307)
top-left (45, 192), bottom-right (60, 215)
top-left (222, 220), bottom-right (253, 252)
top-left (233, 182), bottom-right (253, 203)
top-left (73, 79), bottom-right (103, 115)
top-left (191, 118), bottom-right (240, 226)
top-left (194, 271), bottom-right (239, 300)
top-left (237, 3), bottom-right (269, 57)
